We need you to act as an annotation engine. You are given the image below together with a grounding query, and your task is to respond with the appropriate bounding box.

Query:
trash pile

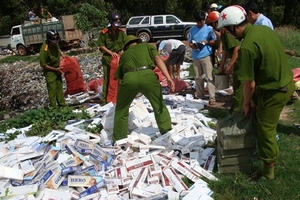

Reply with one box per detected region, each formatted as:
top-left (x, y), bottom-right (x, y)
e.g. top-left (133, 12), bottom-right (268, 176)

top-left (0, 54), bottom-right (103, 117)
top-left (0, 94), bottom-right (220, 200)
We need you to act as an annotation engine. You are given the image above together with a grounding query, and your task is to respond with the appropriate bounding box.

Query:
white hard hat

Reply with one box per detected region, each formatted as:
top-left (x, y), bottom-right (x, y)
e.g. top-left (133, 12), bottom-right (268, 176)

top-left (210, 3), bottom-right (218, 9)
top-left (217, 5), bottom-right (247, 29)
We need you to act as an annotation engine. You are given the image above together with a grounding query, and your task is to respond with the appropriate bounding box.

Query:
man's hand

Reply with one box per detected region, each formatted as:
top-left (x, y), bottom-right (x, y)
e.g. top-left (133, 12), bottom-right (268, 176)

top-left (167, 79), bottom-right (175, 92)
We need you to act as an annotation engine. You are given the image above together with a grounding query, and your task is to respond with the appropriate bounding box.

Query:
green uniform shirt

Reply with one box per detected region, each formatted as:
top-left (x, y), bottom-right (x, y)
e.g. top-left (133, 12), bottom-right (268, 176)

top-left (221, 31), bottom-right (240, 59)
top-left (238, 24), bottom-right (293, 90)
top-left (116, 43), bottom-right (158, 79)
top-left (97, 27), bottom-right (126, 54)
top-left (40, 41), bottom-right (60, 71)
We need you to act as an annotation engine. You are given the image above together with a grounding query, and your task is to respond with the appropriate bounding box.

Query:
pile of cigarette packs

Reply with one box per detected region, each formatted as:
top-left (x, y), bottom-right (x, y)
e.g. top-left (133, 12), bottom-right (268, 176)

top-left (0, 95), bottom-right (221, 200)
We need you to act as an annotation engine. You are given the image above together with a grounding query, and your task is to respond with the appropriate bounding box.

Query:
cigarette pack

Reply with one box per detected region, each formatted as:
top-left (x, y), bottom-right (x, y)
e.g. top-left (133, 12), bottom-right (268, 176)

top-left (0, 165), bottom-right (23, 180)
top-left (161, 187), bottom-right (179, 200)
top-left (19, 160), bottom-right (35, 174)
top-left (131, 187), bottom-right (154, 198)
top-left (68, 175), bottom-right (103, 187)
top-left (61, 166), bottom-right (82, 175)
top-left (74, 139), bottom-right (95, 154)
top-left (125, 155), bottom-right (153, 172)
top-left (106, 184), bottom-right (119, 195)
top-left (147, 175), bottom-right (160, 185)
top-left (45, 168), bottom-right (64, 189)
top-left (42, 149), bottom-right (60, 164)
top-left (170, 160), bottom-right (200, 182)
top-left (79, 179), bottom-right (107, 198)
top-left (163, 167), bottom-right (188, 193)
top-left (200, 147), bottom-right (215, 160)
top-left (204, 155), bottom-right (216, 173)
top-left (144, 184), bottom-right (162, 194)
top-left (182, 179), bottom-right (214, 200)
top-left (60, 156), bottom-right (83, 168)
top-left (74, 165), bottom-right (97, 176)
top-left (91, 145), bottom-right (114, 164)
top-left (149, 164), bottom-right (162, 177)
top-left (190, 161), bottom-right (218, 181)
top-left (128, 167), bottom-right (148, 189)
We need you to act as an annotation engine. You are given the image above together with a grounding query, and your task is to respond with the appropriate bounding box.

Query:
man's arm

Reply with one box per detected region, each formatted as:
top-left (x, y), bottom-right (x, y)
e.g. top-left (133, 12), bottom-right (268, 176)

top-left (154, 55), bottom-right (175, 91)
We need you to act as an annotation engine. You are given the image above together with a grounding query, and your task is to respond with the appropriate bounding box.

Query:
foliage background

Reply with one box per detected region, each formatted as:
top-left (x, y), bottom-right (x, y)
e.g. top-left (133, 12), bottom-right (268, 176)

top-left (0, 0), bottom-right (299, 35)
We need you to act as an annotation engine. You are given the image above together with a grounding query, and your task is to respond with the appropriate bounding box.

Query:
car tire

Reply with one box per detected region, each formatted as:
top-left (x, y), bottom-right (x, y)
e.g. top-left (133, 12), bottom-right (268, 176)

top-left (184, 29), bottom-right (190, 40)
top-left (17, 45), bottom-right (27, 56)
top-left (138, 32), bottom-right (150, 43)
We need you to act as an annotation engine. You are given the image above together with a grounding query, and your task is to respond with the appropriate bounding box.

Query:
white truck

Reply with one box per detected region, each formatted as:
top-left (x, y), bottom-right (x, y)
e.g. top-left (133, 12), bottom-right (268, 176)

top-left (10, 15), bottom-right (83, 55)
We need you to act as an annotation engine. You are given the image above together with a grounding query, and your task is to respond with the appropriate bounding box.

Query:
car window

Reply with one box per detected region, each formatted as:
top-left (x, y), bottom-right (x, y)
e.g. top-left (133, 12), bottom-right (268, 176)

top-left (12, 28), bottom-right (20, 35)
top-left (166, 16), bottom-right (178, 24)
top-left (153, 16), bottom-right (163, 24)
top-left (141, 17), bottom-right (149, 24)
top-left (129, 17), bottom-right (144, 25)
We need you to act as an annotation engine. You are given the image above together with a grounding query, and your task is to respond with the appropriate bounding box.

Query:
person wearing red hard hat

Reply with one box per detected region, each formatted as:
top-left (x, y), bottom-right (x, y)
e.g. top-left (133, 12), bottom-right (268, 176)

top-left (218, 5), bottom-right (294, 180)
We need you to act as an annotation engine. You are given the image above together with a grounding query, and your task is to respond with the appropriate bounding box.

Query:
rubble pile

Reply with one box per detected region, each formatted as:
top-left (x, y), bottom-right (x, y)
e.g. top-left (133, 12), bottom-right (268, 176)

top-left (0, 54), bottom-right (103, 115)
top-left (0, 95), bottom-right (220, 199)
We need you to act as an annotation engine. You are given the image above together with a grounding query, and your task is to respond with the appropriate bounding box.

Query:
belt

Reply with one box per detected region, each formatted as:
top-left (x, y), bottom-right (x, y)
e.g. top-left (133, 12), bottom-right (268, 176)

top-left (123, 66), bottom-right (151, 73)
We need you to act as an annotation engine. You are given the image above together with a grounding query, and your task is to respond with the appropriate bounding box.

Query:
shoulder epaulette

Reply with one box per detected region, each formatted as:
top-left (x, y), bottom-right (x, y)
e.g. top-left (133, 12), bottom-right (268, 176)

top-left (44, 44), bottom-right (48, 51)
top-left (101, 28), bottom-right (109, 34)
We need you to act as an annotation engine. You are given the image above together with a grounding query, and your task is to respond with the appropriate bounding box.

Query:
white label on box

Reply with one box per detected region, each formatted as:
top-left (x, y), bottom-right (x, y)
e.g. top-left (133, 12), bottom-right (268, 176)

top-left (68, 175), bottom-right (103, 187)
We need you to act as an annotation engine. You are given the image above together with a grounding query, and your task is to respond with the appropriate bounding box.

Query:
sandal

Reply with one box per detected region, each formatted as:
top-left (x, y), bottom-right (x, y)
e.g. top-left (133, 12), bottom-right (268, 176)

top-left (209, 99), bottom-right (216, 105)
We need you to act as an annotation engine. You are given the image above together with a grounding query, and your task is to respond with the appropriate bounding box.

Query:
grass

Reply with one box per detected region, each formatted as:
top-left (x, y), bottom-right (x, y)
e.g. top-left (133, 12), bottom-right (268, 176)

top-left (0, 55), bottom-right (40, 64)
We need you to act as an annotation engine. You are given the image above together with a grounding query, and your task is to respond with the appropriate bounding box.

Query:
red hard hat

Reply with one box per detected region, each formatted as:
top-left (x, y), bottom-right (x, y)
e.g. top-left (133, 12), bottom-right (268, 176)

top-left (206, 11), bottom-right (220, 24)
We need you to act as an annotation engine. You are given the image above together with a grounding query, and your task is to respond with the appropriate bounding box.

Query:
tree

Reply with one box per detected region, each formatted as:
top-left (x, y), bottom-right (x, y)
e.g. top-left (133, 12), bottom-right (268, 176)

top-left (73, 3), bottom-right (108, 47)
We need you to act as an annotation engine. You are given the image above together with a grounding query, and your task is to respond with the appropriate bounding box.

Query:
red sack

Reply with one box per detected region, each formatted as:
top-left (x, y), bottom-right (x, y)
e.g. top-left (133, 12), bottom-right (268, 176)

top-left (292, 68), bottom-right (300, 82)
top-left (60, 56), bottom-right (86, 95)
top-left (107, 56), bottom-right (120, 104)
top-left (170, 78), bottom-right (189, 93)
top-left (87, 78), bottom-right (103, 93)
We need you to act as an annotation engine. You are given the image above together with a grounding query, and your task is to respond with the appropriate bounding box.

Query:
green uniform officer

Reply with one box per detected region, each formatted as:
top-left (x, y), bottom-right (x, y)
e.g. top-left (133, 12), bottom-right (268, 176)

top-left (97, 12), bottom-right (126, 105)
top-left (220, 30), bottom-right (242, 112)
top-left (112, 35), bottom-right (175, 142)
top-left (40, 30), bottom-right (66, 109)
top-left (218, 6), bottom-right (294, 180)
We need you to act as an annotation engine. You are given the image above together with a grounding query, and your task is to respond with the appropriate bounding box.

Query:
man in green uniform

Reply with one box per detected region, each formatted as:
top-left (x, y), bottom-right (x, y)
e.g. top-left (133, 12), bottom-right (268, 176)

top-left (218, 6), bottom-right (295, 180)
top-left (206, 11), bottom-right (242, 112)
top-left (40, 30), bottom-right (66, 109)
top-left (112, 35), bottom-right (175, 142)
top-left (219, 30), bottom-right (242, 112)
top-left (97, 12), bottom-right (126, 105)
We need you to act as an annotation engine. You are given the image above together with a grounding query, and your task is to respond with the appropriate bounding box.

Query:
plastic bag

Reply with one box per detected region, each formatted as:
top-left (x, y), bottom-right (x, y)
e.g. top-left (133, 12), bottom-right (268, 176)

top-left (107, 56), bottom-right (120, 104)
top-left (60, 56), bottom-right (86, 95)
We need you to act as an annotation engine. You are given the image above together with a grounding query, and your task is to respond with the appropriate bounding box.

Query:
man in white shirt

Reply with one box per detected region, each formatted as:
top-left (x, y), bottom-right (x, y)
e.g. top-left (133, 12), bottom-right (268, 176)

top-left (244, 1), bottom-right (274, 30)
top-left (156, 39), bottom-right (186, 79)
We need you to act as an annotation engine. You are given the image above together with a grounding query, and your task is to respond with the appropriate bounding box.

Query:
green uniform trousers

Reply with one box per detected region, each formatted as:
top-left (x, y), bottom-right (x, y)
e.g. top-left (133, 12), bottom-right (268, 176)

top-left (45, 71), bottom-right (66, 109)
top-left (113, 69), bottom-right (172, 142)
top-left (101, 55), bottom-right (112, 105)
top-left (255, 81), bottom-right (294, 163)
top-left (231, 73), bottom-right (244, 113)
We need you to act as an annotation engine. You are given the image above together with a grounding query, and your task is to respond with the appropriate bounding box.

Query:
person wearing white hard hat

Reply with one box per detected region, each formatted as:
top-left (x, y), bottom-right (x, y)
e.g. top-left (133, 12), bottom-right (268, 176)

top-left (218, 5), bottom-right (294, 180)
